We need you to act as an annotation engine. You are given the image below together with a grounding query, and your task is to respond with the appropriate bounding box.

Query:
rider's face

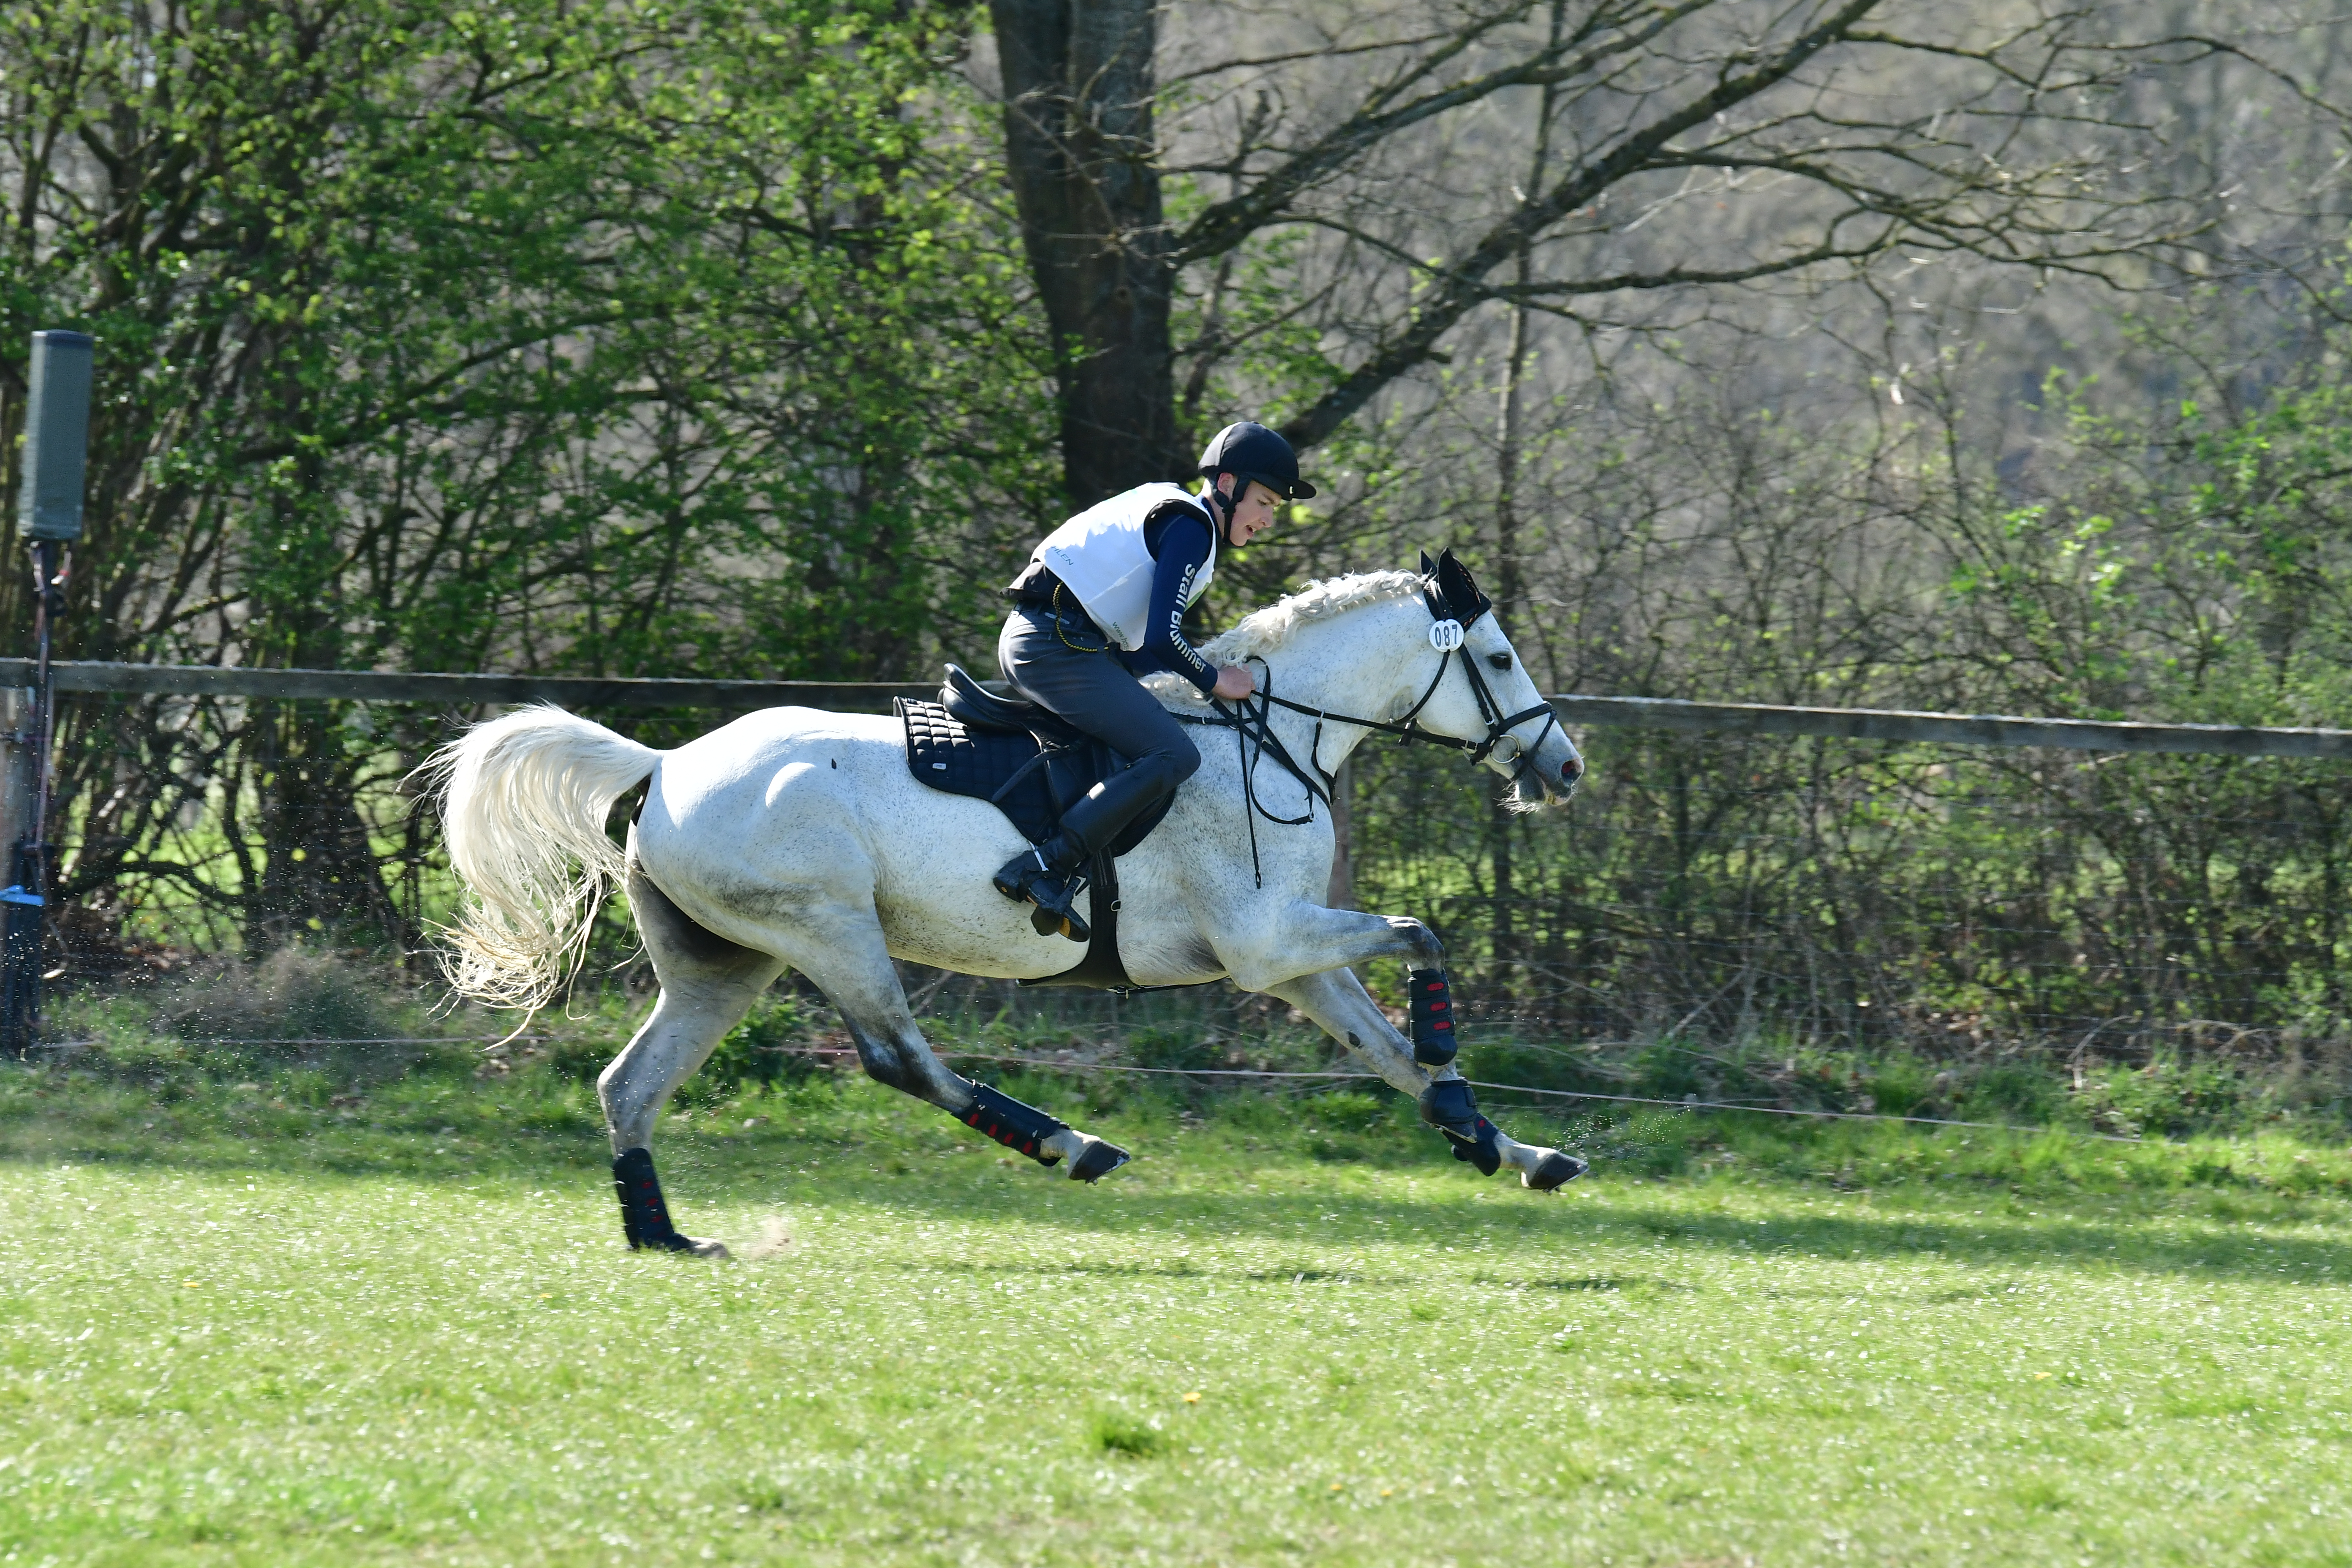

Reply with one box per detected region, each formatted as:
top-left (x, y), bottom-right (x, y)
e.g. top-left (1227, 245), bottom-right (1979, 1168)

top-left (1220, 477), bottom-right (1282, 547)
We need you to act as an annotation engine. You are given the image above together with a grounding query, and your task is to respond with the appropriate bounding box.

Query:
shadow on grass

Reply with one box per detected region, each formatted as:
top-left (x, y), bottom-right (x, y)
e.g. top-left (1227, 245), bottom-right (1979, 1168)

top-left (15, 1127), bottom-right (2352, 1288)
top-left (8, 1068), bottom-right (2352, 1290)
top-left (795, 1176), bottom-right (2352, 1290)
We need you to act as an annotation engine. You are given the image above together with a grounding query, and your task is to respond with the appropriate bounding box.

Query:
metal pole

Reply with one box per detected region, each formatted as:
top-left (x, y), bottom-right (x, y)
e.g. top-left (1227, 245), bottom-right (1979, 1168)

top-left (26, 539), bottom-right (56, 854)
top-left (1, 547), bottom-right (58, 1050)
top-left (6, 330), bottom-right (92, 1054)
top-left (0, 687), bottom-right (33, 1021)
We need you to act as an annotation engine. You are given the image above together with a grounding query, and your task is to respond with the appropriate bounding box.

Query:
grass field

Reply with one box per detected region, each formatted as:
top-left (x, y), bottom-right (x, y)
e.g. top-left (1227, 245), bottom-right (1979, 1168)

top-left (4, 1060), bottom-right (2352, 1567)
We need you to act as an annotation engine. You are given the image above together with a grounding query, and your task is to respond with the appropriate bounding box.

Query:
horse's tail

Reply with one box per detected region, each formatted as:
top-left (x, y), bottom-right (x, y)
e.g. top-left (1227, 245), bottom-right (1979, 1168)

top-left (419, 705), bottom-right (661, 1013)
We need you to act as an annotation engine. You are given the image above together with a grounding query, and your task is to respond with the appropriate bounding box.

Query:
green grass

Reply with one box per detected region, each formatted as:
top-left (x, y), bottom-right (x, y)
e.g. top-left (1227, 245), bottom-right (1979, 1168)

top-left (5, 1063), bottom-right (2352, 1566)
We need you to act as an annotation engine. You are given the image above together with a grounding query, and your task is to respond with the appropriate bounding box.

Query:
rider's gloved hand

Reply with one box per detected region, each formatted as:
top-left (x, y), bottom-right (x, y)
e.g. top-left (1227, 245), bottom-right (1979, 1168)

top-left (1212, 665), bottom-right (1256, 701)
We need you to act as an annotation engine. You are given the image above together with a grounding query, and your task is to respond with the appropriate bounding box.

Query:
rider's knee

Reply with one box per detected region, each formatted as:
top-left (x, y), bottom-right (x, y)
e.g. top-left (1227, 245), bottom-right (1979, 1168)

top-left (1163, 734), bottom-right (1201, 783)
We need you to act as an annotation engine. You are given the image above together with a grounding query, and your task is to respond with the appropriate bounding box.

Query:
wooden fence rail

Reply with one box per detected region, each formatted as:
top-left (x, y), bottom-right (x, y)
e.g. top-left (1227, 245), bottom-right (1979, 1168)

top-left (3, 660), bottom-right (2350, 759)
top-left (1542, 694), bottom-right (2352, 760)
top-left (0, 661), bottom-right (932, 713)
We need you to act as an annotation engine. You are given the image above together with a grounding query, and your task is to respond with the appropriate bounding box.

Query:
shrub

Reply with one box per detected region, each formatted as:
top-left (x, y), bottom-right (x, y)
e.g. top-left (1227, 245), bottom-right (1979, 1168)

top-left (1126, 1024), bottom-right (1219, 1072)
top-left (686, 991), bottom-right (815, 1102)
top-left (1866, 1055), bottom-right (1943, 1119)
top-left (1959, 1064), bottom-right (2059, 1127)
top-left (57, 947), bottom-right (468, 1087)
top-left (2073, 1058), bottom-right (2249, 1138)
top-left (159, 948), bottom-right (403, 1047)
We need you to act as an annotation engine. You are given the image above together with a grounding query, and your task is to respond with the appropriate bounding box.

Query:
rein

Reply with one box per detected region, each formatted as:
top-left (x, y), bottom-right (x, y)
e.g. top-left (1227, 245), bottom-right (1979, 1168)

top-left (1174, 576), bottom-right (1563, 886)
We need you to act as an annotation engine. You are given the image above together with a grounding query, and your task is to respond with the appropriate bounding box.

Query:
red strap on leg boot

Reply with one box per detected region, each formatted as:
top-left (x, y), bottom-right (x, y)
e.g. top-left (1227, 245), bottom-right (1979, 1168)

top-left (1408, 968), bottom-right (1457, 1067)
top-left (956, 1081), bottom-right (1069, 1167)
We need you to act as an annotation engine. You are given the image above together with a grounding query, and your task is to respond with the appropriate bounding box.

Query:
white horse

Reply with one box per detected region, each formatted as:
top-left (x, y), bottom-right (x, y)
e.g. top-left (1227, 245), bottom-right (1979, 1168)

top-left (430, 562), bottom-right (1588, 1255)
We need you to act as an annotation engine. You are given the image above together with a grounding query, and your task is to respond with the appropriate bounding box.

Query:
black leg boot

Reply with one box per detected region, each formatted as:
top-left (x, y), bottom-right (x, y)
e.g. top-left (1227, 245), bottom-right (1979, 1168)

top-left (952, 1081), bottom-right (1130, 1181)
top-left (612, 1147), bottom-right (728, 1257)
top-left (1407, 968), bottom-right (1459, 1066)
top-left (1418, 1078), bottom-right (1503, 1175)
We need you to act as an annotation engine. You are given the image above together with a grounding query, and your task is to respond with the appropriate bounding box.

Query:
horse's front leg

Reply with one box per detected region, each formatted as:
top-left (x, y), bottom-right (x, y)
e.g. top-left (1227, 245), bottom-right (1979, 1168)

top-left (1220, 902), bottom-right (1448, 992)
top-left (1224, 902), bottom-right (1470, 1073)
top-left (1266, 966), bottom-right (1588, 1193)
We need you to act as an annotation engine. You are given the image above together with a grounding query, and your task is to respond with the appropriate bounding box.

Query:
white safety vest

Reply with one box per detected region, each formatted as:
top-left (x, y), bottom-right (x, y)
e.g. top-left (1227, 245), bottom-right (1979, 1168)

top-left (1031, 482), bottom-right (1218, 651)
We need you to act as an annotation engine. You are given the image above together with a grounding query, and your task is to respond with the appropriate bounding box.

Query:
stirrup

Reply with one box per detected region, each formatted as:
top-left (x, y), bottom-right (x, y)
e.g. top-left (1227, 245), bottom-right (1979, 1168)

top-left (1027, 869), bottom-right (1091, 942)
top-left (993, 846), bottom-right (1053, 903)
top-left (993, 847), bottom-right (1091, 942)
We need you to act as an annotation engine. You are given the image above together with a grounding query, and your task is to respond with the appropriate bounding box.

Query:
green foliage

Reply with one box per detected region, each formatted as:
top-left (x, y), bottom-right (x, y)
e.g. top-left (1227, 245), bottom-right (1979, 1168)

top-left (1863, 1055), bottom-right (1943, 1119)
top-left (0, 0), bottom-right (1054, 946)
top-left (49, 947), bottom-right (473, 1088)
top-left (1125, 1024), bottom-right (1223, 1072)
top-left (686, 989), bottom-right (815, 1101)
top-left (2073, 1056), bottom-right (2259, 1139)
top-left (1959, 1063), bottom-right (2062, 1127)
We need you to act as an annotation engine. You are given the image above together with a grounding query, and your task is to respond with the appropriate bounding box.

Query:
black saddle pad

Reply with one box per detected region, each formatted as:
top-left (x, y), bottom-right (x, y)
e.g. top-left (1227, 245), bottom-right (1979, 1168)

top-left (897, 698), bottom-right (1175, 855)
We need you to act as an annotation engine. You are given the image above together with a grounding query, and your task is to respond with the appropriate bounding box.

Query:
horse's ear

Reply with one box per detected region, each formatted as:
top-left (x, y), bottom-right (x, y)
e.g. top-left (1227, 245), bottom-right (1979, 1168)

top-left (1418, 549), bottom-right (1437, 577)
top-left (1436, 549), bottom-right (1492, 622)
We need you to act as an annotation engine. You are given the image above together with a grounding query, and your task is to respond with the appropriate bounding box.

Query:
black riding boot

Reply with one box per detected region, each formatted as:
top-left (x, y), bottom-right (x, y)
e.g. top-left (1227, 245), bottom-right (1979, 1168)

top-left (994, 832), bottom-right (1092, 942)
top-left (992, 753), bottom-right (1187, 943)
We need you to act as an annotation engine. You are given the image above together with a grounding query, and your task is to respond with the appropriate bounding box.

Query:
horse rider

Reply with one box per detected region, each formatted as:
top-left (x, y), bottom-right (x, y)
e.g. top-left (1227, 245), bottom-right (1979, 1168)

top-left (993, 422), bottom-right (1316, 940)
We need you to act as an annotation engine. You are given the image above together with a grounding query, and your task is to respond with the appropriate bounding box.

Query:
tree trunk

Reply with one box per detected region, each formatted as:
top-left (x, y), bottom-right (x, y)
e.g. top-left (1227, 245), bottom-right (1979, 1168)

top-left (989, 0), bottom-right (1181, 506)
top-left (245, 428), bottom-right (398, 950)
top-left (248, 701), bottom-right (400, 950)
top-left (1484, 5), bottom-right (1564, 1007)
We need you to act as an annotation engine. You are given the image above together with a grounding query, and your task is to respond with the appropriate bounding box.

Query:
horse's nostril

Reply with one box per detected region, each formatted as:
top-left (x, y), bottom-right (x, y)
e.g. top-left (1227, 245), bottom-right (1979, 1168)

top-left (1562, 758), bottom-right (1584, 782)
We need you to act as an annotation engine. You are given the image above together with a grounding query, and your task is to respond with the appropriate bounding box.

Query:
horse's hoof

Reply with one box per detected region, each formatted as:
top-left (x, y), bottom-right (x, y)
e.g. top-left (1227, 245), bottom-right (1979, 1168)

top-left (1070, 1140), bottom-right (1130, 1183)
top-left (1524, 1151), bottom-right (1589, 1192)
top-left (638, 1231), bottom-right (730, 1259)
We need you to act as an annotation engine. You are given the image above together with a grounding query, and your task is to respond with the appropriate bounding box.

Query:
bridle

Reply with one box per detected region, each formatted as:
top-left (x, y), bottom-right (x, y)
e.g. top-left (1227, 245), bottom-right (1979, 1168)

top-left (1175, 568), bottom-right (1569, 884)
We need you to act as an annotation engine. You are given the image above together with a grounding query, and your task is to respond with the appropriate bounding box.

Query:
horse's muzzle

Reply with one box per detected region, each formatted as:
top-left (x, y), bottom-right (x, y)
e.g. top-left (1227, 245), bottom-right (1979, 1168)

top-left (1548, 754), bottom-right (1585, 803)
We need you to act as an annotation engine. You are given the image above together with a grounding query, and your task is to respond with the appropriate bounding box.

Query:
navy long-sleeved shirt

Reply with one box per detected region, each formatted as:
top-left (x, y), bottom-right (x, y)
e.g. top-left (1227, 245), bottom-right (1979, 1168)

top-left (1010, 498), bottom-right (1222, 697)
top-left (1114, 501), bottom-right (1220, 697)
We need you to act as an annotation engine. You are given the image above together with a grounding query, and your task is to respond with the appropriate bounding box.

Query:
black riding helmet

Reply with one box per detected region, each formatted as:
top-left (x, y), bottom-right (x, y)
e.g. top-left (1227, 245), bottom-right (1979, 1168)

top-left (1198, 422), bottom-right (1315, 527)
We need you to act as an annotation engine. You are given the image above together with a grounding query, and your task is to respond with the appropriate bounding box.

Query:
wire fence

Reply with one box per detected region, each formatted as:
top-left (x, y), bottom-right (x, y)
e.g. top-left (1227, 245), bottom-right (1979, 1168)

top-left (16, 1025), bottom-right (2149, 1143)
top-left (25, 674), bottom-right (2352, 1086)
top-left (1349, 728), bottom-right (2352, 1064)
top-left (46, 690), bottom-right (725, 961)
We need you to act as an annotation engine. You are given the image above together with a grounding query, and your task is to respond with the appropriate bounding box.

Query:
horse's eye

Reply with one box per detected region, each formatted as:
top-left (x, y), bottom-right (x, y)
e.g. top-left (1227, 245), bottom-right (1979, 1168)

top-left (1487, 652), bottom-right (1513, 671)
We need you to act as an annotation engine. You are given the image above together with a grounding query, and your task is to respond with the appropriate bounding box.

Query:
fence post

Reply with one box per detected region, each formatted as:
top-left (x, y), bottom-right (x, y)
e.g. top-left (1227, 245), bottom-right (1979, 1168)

top-left (6, 330), bottom-right (93, 1054)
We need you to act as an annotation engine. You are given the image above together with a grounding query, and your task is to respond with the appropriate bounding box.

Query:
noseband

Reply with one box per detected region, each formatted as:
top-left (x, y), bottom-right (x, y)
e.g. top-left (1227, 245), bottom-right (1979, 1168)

top-left (1175, 573), bottom-right (1570, 884)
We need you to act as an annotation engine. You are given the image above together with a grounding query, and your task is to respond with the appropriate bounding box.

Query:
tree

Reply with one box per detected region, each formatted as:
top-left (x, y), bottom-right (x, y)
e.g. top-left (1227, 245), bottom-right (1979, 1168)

top-left (986, 0), bottom-right (2321, 506)
top-left (1, 0), bottom-right (1050, 948)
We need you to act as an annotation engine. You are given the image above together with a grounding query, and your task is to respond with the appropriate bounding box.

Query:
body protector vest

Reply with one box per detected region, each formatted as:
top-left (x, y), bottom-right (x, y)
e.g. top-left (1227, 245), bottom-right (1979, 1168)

top-left (1031, 483), bottom-right (1217, 652)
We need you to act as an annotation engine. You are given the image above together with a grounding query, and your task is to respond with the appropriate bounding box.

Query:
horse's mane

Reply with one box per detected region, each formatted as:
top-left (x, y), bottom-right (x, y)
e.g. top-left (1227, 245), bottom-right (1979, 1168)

top-left (1200, 569), bottom-right (1424, 664)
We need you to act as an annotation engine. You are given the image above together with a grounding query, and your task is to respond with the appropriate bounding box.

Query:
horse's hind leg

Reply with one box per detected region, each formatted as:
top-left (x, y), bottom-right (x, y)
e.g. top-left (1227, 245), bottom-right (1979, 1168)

top-left (1267, 967), bottom-right (1587, 1193)
top-left (598, 867), bottom-right (784, 1256)
top-left (780, 913), bottom-right (1131, 1182)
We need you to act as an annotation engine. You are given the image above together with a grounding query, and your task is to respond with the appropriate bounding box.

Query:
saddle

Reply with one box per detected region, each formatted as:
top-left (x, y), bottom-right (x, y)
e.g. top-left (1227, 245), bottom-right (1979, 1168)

top-left (895, 665), bottom-right (1178, 991)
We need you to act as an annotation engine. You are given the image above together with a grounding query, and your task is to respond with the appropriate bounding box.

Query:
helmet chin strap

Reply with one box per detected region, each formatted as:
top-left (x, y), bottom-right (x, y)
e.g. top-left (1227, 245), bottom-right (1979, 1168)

top-left (1199, 473), bottom-right (1225, 522)
top-left (1203, 474), bottom-right (1241, 542)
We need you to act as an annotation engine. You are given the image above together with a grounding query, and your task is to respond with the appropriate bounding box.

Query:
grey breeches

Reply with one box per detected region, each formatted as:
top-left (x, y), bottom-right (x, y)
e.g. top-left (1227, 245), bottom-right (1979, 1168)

top-left (997, 606), bottom-right (1200, 854)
